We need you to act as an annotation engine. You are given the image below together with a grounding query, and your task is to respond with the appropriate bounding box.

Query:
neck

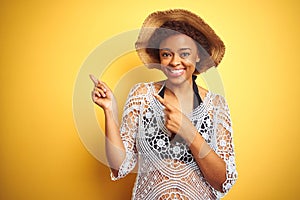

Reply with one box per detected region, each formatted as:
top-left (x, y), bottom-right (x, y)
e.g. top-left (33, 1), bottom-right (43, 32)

top-left (165, 78), bottom-right (194, 97)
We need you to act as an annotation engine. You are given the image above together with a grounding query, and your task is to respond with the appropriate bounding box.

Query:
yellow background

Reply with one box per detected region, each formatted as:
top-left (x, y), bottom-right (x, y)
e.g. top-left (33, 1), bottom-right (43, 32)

top-left (1, 0), bottom-right (300, 199)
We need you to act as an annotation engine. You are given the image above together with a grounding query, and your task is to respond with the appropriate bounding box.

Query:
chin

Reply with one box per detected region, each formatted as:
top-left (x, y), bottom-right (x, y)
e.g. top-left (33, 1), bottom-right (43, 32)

top-left (166, 76), bottom-right (190, 86)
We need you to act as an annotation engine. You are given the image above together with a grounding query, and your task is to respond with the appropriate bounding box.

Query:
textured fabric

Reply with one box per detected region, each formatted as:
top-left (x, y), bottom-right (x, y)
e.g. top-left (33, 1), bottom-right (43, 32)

top-left (111, 82), bottom-right (238, 200)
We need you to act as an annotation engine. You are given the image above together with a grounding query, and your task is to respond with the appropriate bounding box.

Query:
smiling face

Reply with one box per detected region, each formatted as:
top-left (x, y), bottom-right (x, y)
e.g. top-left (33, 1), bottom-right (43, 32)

top-left (159, 34), bottom-right (200, 85)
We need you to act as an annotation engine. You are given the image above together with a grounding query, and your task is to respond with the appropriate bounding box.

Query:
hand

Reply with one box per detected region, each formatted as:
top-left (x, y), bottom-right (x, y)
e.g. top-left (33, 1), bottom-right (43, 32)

top-left (153, 93), bottom-right (198, 143)
top-left (90, 74), bottom-right (116, 111)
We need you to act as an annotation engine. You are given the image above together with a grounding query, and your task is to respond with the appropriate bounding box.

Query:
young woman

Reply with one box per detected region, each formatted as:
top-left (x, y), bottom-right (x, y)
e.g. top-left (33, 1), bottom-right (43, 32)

top-left (90, 9), bottom-right (237, 199)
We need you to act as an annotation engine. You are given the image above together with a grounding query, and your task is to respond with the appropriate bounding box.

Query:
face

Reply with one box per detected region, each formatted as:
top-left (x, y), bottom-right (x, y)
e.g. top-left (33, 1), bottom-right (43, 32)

top-left (159, 34), bottom-right (200, 85)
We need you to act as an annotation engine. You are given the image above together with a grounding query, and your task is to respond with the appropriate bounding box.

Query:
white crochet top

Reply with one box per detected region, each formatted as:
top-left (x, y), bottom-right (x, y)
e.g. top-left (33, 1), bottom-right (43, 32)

top-left (111, 82), bottom-right (238, 200)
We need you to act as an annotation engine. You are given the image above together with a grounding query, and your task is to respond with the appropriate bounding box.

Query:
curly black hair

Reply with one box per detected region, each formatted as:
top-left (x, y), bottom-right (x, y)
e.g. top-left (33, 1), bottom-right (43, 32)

top-left (146, 21), bottom-right (215, 74)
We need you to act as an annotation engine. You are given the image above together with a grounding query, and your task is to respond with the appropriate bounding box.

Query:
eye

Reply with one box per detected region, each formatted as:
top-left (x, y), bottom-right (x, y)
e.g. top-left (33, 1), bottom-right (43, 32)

top-left (180, 52), bottom-right (190, 58)
top-left (160, 51), bottom-right (172, 58)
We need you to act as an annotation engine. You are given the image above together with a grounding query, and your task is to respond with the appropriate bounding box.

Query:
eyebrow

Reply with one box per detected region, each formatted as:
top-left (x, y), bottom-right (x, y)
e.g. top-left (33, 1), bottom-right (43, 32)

top-left (159, 48), bottom-right (192, 51)
top-left (179, 48), bottom-right (192, 51)
top-left (159, 48), bottom-right (171, 51)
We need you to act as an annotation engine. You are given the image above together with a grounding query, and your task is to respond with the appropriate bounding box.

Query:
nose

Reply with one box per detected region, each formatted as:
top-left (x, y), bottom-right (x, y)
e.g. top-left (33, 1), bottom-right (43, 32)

top-left (170, 53), bottom-right (181, 67)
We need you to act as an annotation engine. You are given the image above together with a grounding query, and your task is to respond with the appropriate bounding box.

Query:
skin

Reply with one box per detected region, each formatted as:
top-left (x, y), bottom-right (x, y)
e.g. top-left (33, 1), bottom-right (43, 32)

top-left (90, 34), bottom-right (226, 192)
top-left (90, 74), bottom-right (125, 174)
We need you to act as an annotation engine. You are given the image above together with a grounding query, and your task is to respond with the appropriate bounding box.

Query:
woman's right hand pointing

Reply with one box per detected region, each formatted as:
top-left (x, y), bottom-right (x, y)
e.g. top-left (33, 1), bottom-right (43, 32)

top-left (89, 74), bottom-right (116, 111)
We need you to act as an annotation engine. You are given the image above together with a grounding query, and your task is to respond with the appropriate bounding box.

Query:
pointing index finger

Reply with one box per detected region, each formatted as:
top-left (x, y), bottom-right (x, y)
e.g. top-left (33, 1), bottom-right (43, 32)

top-left (153, 93), bottom-right (168, 107)
top-left (89, 74), bottom-right (99, 86)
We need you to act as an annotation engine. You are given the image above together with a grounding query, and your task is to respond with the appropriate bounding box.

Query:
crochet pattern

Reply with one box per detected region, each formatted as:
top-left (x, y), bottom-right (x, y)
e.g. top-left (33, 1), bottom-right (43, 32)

top-left (111, 82), bottom-right (237, 200)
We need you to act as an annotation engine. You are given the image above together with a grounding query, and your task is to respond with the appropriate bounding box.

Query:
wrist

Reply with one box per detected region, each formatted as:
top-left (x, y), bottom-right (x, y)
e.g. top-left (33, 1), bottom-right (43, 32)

top-left (183, 127), bottom-right (199, 146)
top-left (104, 107), bottom-right (116, 118)
top-left (188, 132), bottom-right (212, 159)
top-left (104, 106), bottom-right (119, 125)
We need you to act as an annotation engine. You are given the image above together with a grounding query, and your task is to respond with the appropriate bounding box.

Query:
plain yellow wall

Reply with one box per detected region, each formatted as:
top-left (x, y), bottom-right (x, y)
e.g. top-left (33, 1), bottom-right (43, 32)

top-left (1, 0), bottom-right (300, 199)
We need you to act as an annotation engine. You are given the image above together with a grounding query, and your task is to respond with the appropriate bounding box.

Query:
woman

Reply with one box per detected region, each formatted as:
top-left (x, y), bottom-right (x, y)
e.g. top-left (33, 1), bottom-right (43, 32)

top-left (90, 9), bottom-right (237, 199)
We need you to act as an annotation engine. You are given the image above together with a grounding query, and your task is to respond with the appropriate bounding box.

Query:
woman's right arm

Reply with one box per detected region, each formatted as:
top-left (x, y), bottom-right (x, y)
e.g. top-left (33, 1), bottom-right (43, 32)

top-left (90, 75), bottom-right (126, 176)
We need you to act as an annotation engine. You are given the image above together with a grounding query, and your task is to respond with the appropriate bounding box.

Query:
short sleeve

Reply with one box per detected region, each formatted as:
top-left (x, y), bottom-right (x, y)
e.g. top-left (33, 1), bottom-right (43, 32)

top-left (211, 95), bottom-right (238, 198)
top-left (111, 83), bottom-right (143, 180)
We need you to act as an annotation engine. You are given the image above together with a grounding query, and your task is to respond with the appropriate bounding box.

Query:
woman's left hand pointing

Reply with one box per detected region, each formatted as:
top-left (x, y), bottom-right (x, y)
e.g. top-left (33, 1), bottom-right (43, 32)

top-left (153, 93), bottom-right (198, 144)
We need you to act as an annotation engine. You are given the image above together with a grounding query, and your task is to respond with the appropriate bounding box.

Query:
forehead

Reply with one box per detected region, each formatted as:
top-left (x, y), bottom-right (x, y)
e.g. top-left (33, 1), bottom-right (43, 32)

top-left (159, 34), bottom-right (198, 50)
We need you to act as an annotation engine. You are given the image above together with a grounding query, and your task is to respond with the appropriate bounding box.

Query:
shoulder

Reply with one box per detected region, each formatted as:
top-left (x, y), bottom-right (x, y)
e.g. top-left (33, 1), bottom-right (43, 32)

top-left (197, 85), bottom-right (209, 101)
top-left (130, 81), bottom-right (167, 94)
top-left (208, 92), bottom-right (230, 115)
top-left (129, 82), bottom-right (155, 96)
top-left (197, 85), bottom-right (228, 107)
top-left (196, 85), bottom-right (219, 103)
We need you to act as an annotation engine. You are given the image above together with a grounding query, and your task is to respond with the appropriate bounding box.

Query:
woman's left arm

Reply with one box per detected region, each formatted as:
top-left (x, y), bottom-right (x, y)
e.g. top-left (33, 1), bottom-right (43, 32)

top-left (189, 95), bottom-right (238, 195)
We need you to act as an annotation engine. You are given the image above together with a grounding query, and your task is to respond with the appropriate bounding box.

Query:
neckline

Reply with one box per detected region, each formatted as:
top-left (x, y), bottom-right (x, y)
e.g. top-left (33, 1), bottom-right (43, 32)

top-left (150, 82), bottom-right (211, 117)
top-left (157, 80), bottom-right (203, 109)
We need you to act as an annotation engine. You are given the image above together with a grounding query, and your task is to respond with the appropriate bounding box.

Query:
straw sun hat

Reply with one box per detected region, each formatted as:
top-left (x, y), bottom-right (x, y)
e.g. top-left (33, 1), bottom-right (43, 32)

top-left (135, 9), bottom-right (225, 73)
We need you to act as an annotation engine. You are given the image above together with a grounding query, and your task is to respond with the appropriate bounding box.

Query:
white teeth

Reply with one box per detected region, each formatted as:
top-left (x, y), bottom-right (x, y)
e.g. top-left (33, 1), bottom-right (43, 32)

top-left (169, 69), bottom-right (184, 74)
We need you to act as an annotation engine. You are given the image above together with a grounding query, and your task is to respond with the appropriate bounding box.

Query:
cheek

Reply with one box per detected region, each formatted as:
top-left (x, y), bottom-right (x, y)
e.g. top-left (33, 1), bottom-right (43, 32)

top-left (160, 58), bottom-right (170, 65)
top-left (182, 59), bottom-right (196, 68)
top-left (182, 60), bottom-right (196, 73)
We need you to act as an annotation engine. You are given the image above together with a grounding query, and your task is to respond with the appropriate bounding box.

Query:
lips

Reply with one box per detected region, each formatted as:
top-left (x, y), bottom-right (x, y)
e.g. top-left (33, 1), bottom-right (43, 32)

top-left (166, 68), bottom-right (185, 77)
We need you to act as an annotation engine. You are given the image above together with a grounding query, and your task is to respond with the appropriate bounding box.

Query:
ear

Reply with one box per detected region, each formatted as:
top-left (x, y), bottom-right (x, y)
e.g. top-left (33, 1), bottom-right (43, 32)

top-left (196, 54), bottom-right (200, 63)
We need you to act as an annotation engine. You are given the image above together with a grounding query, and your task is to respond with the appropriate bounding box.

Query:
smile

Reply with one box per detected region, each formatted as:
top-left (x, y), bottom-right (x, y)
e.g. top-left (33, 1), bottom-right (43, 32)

top-left (167, 68), bottom-right (185, 76)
